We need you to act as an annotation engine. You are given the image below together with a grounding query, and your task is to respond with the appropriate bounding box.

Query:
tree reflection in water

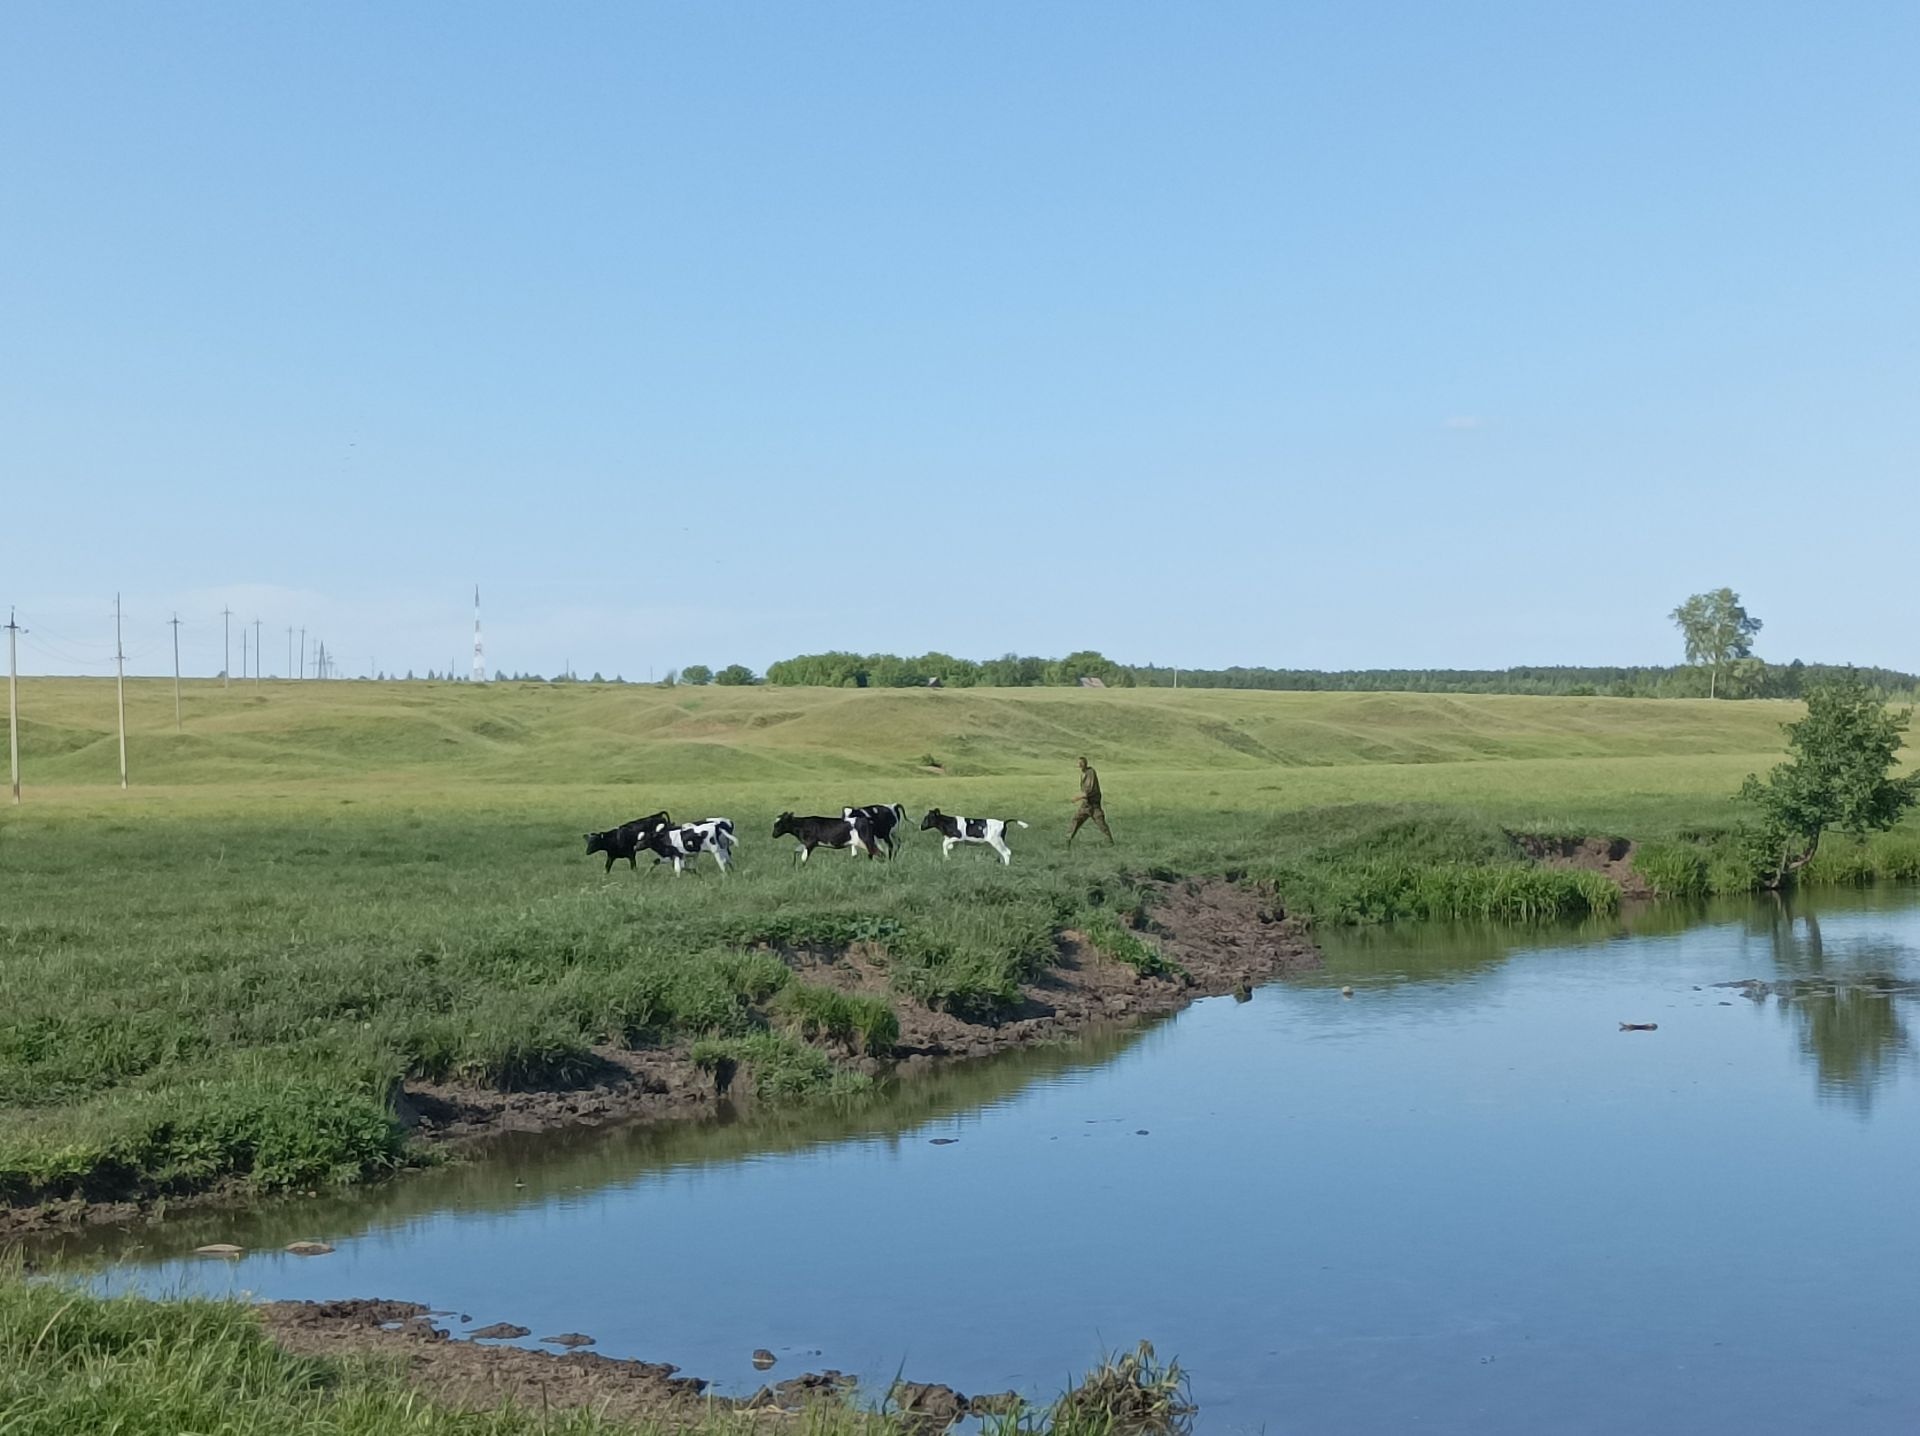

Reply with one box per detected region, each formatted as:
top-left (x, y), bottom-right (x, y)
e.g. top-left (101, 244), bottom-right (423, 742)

top-left (1762, 899), bottom-right (1915, 1111)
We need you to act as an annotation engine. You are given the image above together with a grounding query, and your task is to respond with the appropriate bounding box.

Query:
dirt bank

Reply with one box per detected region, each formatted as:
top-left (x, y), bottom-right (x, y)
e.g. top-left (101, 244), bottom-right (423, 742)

top-left (1517, 833), bottom-right (1650, 900)
top-left (397, 878), bottom-right (1317, 1138)
top-left (260, 1298), bottom-right (872, 1425)
top-left (4, 880), bottom-right (1318, 1236)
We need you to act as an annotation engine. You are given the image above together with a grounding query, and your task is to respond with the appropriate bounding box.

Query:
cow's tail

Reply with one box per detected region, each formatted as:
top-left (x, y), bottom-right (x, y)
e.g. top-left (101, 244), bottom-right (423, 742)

top-left (1011, 819), bottom-right (1030, 829)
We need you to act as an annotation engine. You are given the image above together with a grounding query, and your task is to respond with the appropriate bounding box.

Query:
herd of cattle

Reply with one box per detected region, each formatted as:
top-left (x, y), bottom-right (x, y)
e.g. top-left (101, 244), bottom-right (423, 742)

top-left (584, 804), bottom-right (1032, 875)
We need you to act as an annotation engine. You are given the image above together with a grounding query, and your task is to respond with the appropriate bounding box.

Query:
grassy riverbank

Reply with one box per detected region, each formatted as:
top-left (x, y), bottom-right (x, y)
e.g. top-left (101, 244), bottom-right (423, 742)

top-left (0, 1272), bottom-right (1182, 1433)
top-left (3, 680), bottom-right (1914, 1213)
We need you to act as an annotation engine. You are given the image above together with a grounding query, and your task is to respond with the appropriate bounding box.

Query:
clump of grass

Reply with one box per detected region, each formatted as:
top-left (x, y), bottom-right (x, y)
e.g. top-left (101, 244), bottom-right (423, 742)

top-left (1079, 912), bottom-right (1182, 978)
top-left (716, 950), bottom-right (793, 1003)
top-left (1631, 841), bottom-right (1712, 899)
top-left (0, 1078), bottom-right (405, 1204)
top-left (1034, 1340), bottom-right (1194, 1435)
top-left (1804, 832), bottom-right (1920, 887)
top-left (773, 983), bottom-right (901, 1056)
top-left (1276, 858), bottom-right (1618, 925)
top-left (692, 1032), bottom-right (875, 1102)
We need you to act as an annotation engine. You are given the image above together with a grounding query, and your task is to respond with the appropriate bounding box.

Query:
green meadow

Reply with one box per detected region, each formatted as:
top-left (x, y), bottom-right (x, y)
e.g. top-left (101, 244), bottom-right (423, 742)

top-left (2, 679), bottom-right (1914, 1211)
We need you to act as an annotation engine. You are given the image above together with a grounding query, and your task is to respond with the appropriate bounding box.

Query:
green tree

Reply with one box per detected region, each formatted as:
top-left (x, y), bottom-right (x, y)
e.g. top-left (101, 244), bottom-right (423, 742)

top-left (680, 664), bottom-right (714, 686)
top-left (713, 663), bottom-right (756, 686)
top-left (1739, 673), bottom-right (1920, 888)
top-left (1670, 588), bottom-right (1763, 699)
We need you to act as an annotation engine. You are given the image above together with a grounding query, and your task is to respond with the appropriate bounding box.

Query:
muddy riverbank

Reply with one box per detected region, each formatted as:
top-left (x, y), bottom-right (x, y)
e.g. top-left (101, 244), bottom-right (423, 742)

top-left (3, 879), bottom-right (1318, 1237)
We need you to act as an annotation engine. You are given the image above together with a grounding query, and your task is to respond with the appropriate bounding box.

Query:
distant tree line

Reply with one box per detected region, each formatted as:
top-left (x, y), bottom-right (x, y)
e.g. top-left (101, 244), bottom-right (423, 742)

top-left (1123, 660), bottom-right (1918, 701)
top-left (755, 650), bottom-right (1917, 700)
top-left (763, 650), bottom-right (1135, 688)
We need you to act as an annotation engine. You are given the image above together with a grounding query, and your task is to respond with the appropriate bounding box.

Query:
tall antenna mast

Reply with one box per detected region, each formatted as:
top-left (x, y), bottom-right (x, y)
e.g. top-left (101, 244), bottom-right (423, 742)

top-left (472, 585), bottom-right (486, 683)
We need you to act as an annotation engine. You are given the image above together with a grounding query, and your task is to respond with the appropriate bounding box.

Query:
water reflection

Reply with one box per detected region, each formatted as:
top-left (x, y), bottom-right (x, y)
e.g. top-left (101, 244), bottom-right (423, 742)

top-left (47, 887), bottom-right (1920, 1435)
top-left (44, 1021), bottom-right (1152, 1266)
top-left (1314, 886), bottom-right (1920, 1106)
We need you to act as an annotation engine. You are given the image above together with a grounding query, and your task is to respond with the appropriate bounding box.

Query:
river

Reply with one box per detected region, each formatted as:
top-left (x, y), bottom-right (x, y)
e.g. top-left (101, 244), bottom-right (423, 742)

top-left (69, 888), bottom-right (1920, 1433)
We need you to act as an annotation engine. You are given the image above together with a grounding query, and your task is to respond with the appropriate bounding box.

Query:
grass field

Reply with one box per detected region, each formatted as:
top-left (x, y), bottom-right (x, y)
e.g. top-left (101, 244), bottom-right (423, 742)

top-left (2, 679), bottom-right (1914, 1212)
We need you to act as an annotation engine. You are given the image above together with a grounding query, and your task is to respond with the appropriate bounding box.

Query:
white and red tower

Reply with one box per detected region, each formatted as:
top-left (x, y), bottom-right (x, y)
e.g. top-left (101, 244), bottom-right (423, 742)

top-left (471, 586), bottom-right (486, 683)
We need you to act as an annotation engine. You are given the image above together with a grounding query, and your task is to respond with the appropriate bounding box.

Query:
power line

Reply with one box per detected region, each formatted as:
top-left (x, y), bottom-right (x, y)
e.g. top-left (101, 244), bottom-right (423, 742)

top-left (6, 608), bottom-right (23, 804)
top-left (169, 613), bottom-right (183, 732)
top-left (114, 594), bottom-right (128, 789)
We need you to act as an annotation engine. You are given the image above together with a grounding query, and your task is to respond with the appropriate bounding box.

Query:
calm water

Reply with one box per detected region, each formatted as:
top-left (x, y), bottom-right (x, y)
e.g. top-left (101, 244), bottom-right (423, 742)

top-left (70, 890), bottom-right (1920, 1434)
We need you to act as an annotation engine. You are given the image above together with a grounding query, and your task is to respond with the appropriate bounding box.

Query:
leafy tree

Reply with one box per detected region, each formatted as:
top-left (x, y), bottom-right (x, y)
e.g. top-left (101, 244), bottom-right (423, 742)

top-left (764, 651), bottom-right (869, 686)
top-left (1739, 673), bottom-right (1920, 888)
top-left (680, 664), bottom-right (714, 686)
top-left (1671, 588), bottom-right (1763, 699)
top-left (713, 663), bottom-right (757, 686)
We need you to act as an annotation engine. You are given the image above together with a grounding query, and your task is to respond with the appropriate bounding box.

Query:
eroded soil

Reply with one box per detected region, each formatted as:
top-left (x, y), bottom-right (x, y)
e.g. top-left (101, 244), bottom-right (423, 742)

top-left (1517, 833), bottom-right (1650, 900)
top-left (4, 879), bottom-right (1318, 1236)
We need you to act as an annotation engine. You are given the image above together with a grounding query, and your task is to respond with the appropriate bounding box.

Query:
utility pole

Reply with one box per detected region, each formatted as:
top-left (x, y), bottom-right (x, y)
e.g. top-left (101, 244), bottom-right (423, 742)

top-left (254, 619), bottom-right (262, 685)
top-left (114, 594), bottom-right (128, 789)
top-left (299, 626), bottom-right (306, 679)
top-left (6, 608), bottom-right (23, 804)
top-left (222, 606), bottom-right (233, 687)
top-left (287, 626), bottom-right (293, 682)
top-left (240, 626), bottom-right (247, 682)
top-left (169, 613), bottom-right (183, 732)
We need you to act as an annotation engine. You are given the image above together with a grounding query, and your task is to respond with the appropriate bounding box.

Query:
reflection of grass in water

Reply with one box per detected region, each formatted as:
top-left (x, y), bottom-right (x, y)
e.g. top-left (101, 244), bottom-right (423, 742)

top-left (43, 1024), bottom-right (1151, 1268)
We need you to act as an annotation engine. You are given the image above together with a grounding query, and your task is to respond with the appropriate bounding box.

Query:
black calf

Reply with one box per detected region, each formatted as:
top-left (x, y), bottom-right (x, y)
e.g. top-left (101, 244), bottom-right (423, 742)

top-left (773, 811), bottom-right (878, 863)
top-left (584, 811), bottom-right (672, 872)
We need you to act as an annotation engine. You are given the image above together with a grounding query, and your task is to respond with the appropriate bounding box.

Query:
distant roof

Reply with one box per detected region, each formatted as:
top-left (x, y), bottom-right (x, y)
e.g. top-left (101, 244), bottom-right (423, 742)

top-left (1078, 675), bottom-right (1106, 688)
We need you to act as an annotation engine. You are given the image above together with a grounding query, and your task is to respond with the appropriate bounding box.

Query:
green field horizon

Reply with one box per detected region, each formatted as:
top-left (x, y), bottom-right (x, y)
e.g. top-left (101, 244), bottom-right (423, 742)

top-left (0, 678), bottom-right (1810, 834)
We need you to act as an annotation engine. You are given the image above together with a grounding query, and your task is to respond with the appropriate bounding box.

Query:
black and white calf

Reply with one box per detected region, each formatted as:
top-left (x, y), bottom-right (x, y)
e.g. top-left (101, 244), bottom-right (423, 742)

top-left (584, 811), bottom-right (672, 872)
top-left (643, 817), bottom-right (738, 876)
top-left (773, 811), bottom-right (879, 862)
top-left (919, 809), bottom-right (1029, 865)
top-left (842, 803), bottom-right (908, 859)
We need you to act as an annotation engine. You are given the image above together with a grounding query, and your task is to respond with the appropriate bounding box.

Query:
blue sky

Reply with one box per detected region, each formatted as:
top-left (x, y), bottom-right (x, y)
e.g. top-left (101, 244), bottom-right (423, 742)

top-left (3, 2), bottom-right (1914, 680)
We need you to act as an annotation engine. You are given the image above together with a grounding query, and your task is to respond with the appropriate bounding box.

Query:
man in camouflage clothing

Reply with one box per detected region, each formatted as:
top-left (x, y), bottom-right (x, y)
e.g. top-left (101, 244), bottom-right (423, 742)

top-left (1067, 755), bottom-right (1113, 846)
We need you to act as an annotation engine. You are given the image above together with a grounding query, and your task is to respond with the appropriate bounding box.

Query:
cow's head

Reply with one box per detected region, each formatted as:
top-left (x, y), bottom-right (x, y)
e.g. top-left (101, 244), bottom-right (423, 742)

top-left (771, 812), bottom-right (798, 839)
top-left (585, 830), bottom-right (610, 854)
top-left (919, 809), bottom-right (945, 831)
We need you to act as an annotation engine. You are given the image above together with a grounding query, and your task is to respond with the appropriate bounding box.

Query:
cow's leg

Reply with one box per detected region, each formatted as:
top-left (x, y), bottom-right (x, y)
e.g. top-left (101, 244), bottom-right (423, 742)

top-left (672, 855), bottom-right (686, 877)
top-left (989, 834), bottom-right (1013, 865)
top-left (799, 844), bottom-right (812, 864)
top-left (942, 838), bottom-right (955, 859)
